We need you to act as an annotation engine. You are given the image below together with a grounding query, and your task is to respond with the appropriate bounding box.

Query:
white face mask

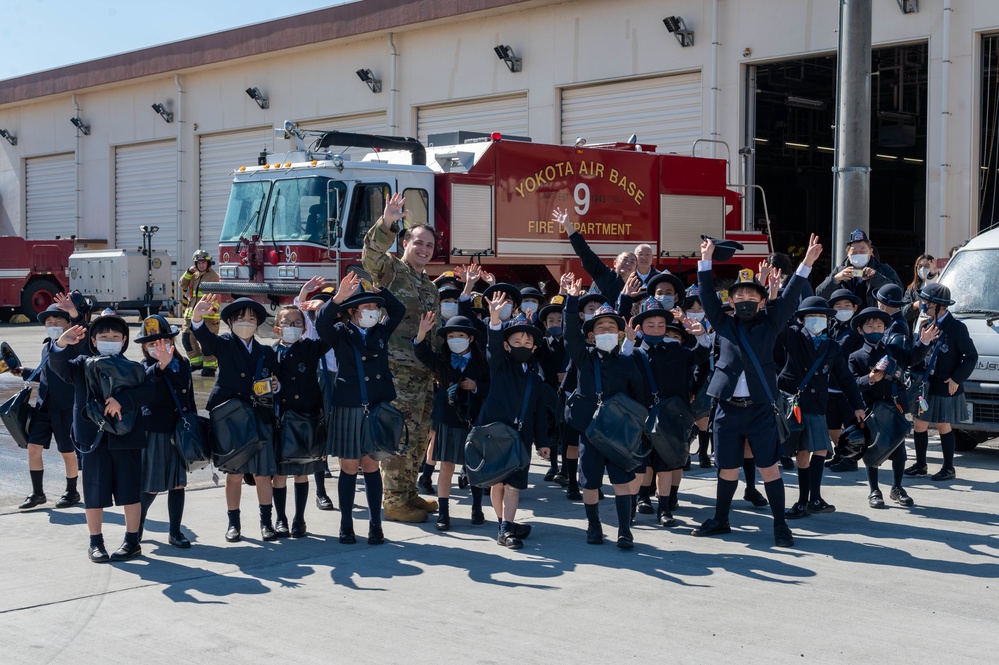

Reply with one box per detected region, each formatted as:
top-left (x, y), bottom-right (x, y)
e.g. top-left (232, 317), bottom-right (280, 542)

top-left (583, 312), bottom-right (595, 322)
top-left (686, 311), bottom-right (705, 322)
top-left (281, 327), bottom-right (303, 343)
top-left (594, 333), bottom-right (619, 352)
top-left (95, 340), bottom-right (123, 356)
top-left (358, 309), bottom-right (380, 328)
top-left (663, 336), bottom-right (681, 345)
top-left (834, 309), bottom-right (854, 322)
top-left (917, 266), bottom-right (934, 281)
top-left (803, 316), bottom-right (828, 335)
top-left (46, 326), bottom-right (65, 340)
top-left (848, 253), bottom-right (870, 268)
top-left (521, 301), bottom-right (538, 316)
top-left (232, 321), bottom-right (257, 340)
top-left (499, 303), bottom-right (513, 321)
top-left (447, 337), bottom-right (470, 354)
top-left (440, 302), bottom-right (459, 321)
top-left (148, 343), bottom-right (173, 359)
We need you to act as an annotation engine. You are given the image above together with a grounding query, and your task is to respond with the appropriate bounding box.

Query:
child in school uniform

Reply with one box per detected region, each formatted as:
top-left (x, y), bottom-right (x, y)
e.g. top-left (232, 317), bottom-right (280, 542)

top-left (50, 312), bottom-right (156, 562)
top-left (824, 289), bottom-right (865, 471)
top-left (134, 315), bottom-right (195, 548)
top-left (316, 273), bottom-right (406, 544)
top-left (190, 295), bottom-right (281, 543)
top-left (478, 296), bottom-right (549, 550)
top-left (535, 295), bottom-right (568, 482)
top-left (414, 313), bottom-right (490, 531)
top-left (682, 286), bottom-right (716, 470)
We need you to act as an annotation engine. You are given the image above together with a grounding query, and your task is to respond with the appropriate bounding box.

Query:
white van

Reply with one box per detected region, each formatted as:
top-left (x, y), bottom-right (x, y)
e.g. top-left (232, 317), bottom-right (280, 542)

top-left (936, 227), bottom-right (999, 449)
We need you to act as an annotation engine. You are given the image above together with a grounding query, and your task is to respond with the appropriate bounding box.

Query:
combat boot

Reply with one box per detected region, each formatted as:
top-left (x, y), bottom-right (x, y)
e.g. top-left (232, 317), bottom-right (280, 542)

top-left (408, 495), bottom-right (438, 513)
top-left (384, 505), bottom-right (429, 523)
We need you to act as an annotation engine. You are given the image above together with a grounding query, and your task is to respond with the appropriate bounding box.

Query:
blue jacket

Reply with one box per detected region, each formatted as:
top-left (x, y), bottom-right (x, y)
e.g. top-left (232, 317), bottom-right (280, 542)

top-left (193, 323), bottom-right (279, 417)
top-left (475, 325), bottom-right (548, 450)
top-left (778, 325), bottom-right (865, 414)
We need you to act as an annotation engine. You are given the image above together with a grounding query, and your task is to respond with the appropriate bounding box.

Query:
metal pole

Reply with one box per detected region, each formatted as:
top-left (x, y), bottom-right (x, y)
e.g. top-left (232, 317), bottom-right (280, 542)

top-left (832, 0), bottom-right (872, 261)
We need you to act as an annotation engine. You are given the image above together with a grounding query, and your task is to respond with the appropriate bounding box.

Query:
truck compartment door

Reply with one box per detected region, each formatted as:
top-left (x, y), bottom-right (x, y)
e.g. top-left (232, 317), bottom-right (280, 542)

top-left (450, 183), bottom-right (494, 257)
top-left (659, 194), bottom-right (725, 259)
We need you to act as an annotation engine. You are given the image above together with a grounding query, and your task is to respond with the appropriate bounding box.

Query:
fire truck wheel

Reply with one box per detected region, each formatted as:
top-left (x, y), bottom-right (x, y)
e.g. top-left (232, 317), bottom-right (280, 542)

top-left (20, 279), bottom-right (60, 318)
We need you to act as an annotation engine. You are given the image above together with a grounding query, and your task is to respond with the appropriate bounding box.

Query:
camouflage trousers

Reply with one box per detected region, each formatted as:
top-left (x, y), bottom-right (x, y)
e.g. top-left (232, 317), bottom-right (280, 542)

top-left (381, 368), bottom-right (434, 510)
top-left (181, 317), bottom-right (218, 367)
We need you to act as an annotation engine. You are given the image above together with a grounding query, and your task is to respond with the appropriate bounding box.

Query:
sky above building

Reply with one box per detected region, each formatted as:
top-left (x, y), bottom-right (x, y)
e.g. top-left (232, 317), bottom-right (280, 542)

top-left (2, 0), bottom-right (352, 79)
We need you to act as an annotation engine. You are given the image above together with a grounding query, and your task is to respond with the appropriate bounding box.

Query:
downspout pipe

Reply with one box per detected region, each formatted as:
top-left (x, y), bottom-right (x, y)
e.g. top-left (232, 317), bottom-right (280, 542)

top-left (710, 0), bottom-right (720, 157)
top-left (388, 33), bottom-right (399, 135)
top-left (72, 94), bottom-right (81, 240)
top-left (176, 74), bottom-right (185, 310)
top-left (939, 0), bottom-right (952, 247)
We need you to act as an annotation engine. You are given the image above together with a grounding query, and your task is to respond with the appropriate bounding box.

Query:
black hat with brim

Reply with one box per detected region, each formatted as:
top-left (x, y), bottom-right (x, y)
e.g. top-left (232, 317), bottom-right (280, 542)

top-left (852, 307), bottom-right (892, 332)
top-left (538, 296), bottom-right (566, 322)
top-left (918, 282), bottom-right (955, 306)
top-left (340, 291), bottom-right (385, 310)
top-left (482, 283), bottom-right (523, 307)
top-left (578, 293), bottom-right (609, 311)
top-left (519, 287), bottom-right (546, 304)
top-left (436, 315), bottom-right (479, 340)
top-left (729, 280), bottom-right (768, 299)
top-left (701, 235), bottom-right (745, 262)
top-left (828, 289), bottom-right (862, 307)
top-left (875, 284), bottom-right (906, 308)
top-left (647, 272), bottom-right (686, 298)
top-left (583, 311), bottom-right (626, 335)
top-left (36, 304), bottom-right (71, 325)
top-left (632, 307), bottom-right (674, 327)
top-left (438, 287), bottom-right (462, 301)
top-left (88, 313), bottom-right (130, 353)
top-left (134, 315), bottom-right (180, 344)
top-left (220, 298), bottom-right (268, 326)
top-left (503, 321), bottom-right (544, 346)
top-left (794, 296), bottom-right (837, 319)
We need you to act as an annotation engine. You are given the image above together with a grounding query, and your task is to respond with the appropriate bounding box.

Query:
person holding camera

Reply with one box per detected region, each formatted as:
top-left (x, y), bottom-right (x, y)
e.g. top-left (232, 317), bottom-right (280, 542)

top-left (816, 229), bottom-right (902, 308)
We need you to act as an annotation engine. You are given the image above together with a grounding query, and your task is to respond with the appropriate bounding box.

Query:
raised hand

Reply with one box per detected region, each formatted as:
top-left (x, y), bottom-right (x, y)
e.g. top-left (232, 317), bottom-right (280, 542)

top-left (487, 293), bottom-right (510, 324)
top-left (191, 294), bottom-right (218, 322)
top-left (802, 233), bottom-right (823, 267)
top-left (333, 272), bottom-right (361, 303)
top-left (53, 292), bottom-right (79, 318)
top-left (559, 272), bottom-right (576, 294)
top-left (56, 325), bottom-right (87, 349)
top-left (564, 277), bottom-right (583, 298)
top-left (152, 338), bottom-right (173, 369)
top-left (624, 318), bottom-right (639, 342)
top-left (682, 316), bottom-right (706, 337)
top-left (299, 276), bottom-right (326, 302)
top-left (300, 299), bottom-right (323, 312)
top-left (382, 192), bottom-right (408, 227)
top-left (552, 207), bottom-right (576, 235)
top-left (700, 237), bottom-right (715, 262)
top-left (416, 311), bottom-right (436, 342)
top-left (480, 269), bottom-right (496, 287)
top-left (920, 321), bottom-right (941, 346)
top-left (622, 274), bottom-right (642, 298)
top-left (757, 261), bottom-right (772, 286)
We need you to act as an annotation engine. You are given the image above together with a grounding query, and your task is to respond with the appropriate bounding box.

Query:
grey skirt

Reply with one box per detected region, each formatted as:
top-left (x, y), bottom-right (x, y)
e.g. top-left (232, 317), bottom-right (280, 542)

top-left (228, 424), bottom-right (278, 476)
top-left (141, 430), bottom-right (187, 493)
top-left (432, 422), bottom-right (469, 464)
top-left (800, 412), bottom-right (833, 453)
top-left (327, 405), bottom-right (366, 460)
top-left (921, 392), bottom-right (969, 425)
top-left (277, 459), bottom-right (322, 476)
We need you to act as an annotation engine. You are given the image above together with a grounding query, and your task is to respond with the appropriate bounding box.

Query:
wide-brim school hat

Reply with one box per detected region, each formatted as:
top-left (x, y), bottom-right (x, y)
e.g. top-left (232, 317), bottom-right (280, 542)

top-left (134, 315), bottom-right (180, 344)
top-left (583, 304), bottom-right (626, 335)
top-left (578, 293), bottom-right (609, 311)
top-left (220, 298), bottom-right (268, 326)
top-left (875, 284), bottom-right (906, 308)
top-left (436, 315), bottom-right (479, 339)
top-left (828, 288), bottom-right (862, 307)
top-left (519, 286), bottom-right (546, 305)
top-left (701, 235), bottom-right (745, 262)
top-left (632, 298), bottom-right (674, 326)
top-left (438, 286), bottom-right (462, 301)
top-left (729, 269), bottom-right (768, 299)
top-left (503, 314), bottom-right (544, 346)
top-left (851, 307), bottom-right (891, 332)
top-left (482, 283), bottom-right (523, 307)
top-left (647, 272), bottom-right (686, 297)
top-left (794, 296), bottom-right (837, 319)
top-left (88, 312), bottom-right (130, 353)
top-left (340, 291), bottom-right (385, 310)
top-left (918, 282), bottom-right (955, 306)
top-left (35, 304), bottom-right (71, 325)
top-left (433, 271), bottom-right (460, 289)
top-left (538, 295), bottom-right (566, 322)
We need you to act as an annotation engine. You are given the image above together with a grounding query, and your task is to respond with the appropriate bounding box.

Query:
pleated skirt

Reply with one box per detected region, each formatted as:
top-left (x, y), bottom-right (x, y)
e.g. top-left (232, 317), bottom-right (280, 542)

top-left (800, 413), bottom-right (833, 453)
top-left (326, 405), bottom-right (366, 460)
top-left (141, 430), bottom-right (187, 493)
top-left (922, 392), bottom-right (968, 425)
top-left (432, 422), bottom-right (469, 464)
top-left (230, 425), bottom-right (278, 476)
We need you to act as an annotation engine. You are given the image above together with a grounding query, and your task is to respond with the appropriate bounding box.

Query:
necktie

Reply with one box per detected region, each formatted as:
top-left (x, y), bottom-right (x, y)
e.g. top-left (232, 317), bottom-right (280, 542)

top-left (451, 354), bottom-right (469, 371)
top-left (813, 334), bottom-right (827, 349)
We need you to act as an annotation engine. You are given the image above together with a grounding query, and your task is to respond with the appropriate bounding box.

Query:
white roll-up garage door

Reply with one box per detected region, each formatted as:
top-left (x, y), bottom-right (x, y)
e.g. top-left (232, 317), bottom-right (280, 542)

top-left (417, 94), bottom-right (528, 145)
top-left (198, 128), bottom-right (274, 251)
top-left (115, 141), bottom-right (178, 262)
top-left (561, 73), bottom-right (702, 154)
top-left (25, 153), bottom-right (76, 240)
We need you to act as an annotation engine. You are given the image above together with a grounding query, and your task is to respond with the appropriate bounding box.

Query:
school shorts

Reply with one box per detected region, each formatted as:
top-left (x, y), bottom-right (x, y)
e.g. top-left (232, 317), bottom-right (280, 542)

top-left (578, 434), bottom-right (636, 489)
top-left (712, 400), bottom-right (780, 470)
top-left (81, 446), bottom-right (142, 509)
top-left (26, 406), bottom-right (74, 453)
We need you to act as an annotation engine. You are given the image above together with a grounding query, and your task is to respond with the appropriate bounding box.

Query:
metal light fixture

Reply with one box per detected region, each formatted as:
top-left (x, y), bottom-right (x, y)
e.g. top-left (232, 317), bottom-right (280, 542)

top-left (70, 116), bottom-right (90, 136)
top-left (574, 137), bottom-right (586, 148)
top-left (494, 45), bottom-right (522, 73)
top-left (663, 16), bottom-right (694, 47)
top-left (0, 128), bottom-right (15, 146)
top-left (245, 87), bottom-right (269, 109)
top-left (786, 96), bottom-right (826, 110)
top-left (896, 0), bottom-right (918, 13)
top-left (355, 69), bottom-right (382, 93)
top-left (151, 102), bottom-right (173, 123)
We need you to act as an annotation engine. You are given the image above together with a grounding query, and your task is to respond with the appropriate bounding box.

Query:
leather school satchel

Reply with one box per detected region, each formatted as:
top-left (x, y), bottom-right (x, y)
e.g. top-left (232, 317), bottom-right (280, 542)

top-left (83, 355), bottom-right (147, 436)
top-left (862, 400), bottom-right (912, 467)
top-left (279, 409), bottom-right (326, 464)
top-left (636, 352), bottom-right (692, 469)
top-left (164, 379), bottom-right (211, 472)
top-left (464, 376), bottom-right (534, 488)
top-left (352, 344), bottom-right (407, 461)
top-left (583, 357), bottom-right (649, 472)
top-left (209, 356), bottom-right (270, 472)
top-left (0, 372), bottom-right (39, 449)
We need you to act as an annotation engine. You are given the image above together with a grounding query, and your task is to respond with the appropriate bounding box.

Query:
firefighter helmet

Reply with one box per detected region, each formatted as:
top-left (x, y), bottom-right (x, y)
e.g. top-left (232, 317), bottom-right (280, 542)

top-left (192, 249), bottom-right (212, 265)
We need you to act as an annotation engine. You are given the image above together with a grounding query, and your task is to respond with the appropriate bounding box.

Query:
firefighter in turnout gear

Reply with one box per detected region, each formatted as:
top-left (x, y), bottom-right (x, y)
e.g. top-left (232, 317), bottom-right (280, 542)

top-left (179, 249), bottom-right (221, 376)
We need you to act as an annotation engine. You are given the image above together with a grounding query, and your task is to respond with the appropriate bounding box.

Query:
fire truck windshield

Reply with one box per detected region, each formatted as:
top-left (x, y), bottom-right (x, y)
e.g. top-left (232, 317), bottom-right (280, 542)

top-left (219, 177), bottom-right (345, 246)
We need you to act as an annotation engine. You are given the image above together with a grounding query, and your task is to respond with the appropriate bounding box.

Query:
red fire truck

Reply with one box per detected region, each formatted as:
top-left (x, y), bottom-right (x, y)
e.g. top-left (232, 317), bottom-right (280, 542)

top-left (0, 237), bottom-right (73, 319)
top-left (201, 122), bottom-right (770, 303)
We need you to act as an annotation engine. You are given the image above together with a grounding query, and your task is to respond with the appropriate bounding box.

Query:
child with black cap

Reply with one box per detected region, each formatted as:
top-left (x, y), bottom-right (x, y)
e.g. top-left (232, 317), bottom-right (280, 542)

top-left (535, 294), bottom-right (568, 482)
top-left (191, 294), bottom-right (281, 543)
top-left (823, 289), bottom-right (864, 469)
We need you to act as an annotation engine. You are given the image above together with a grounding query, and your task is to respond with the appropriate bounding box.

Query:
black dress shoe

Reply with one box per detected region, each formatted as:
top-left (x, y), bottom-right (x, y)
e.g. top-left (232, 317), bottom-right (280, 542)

top-left (470, 510), bottom-right (485, 525)
top-left (316, 494), bottom-right (335, 511)
top-left (510, 522), bottom-right (532, 540)
top-left (168, 532), bottom-right (192, 548)
top-left (18, 493), bottom-right (46, 510)
top-left (260, 523), bottom-right (278, 542)
top-left (868, 490), bottom-right (886, 509)
top-left (824, 454), bottom-right (840, 468)
top-left (774, 523), bottom-right (794, 548)
top-left (291, 520), bottom-right (307, 538)
top-left (692, 518), bottom-right (732, 537)
top-left (586, 522), bottom-right (604, 544)
top-left (698, 453), bottom-right (713, 469)
top-left (657, 511), bottom-right (676, 527)
top-left (890, 486), bottom-right (915, 506)
top-left (436, 515), bottom-right (451, 531)
top-left (785, 502), bottom-right (810, 519)
top-left (416, 478), bottom-right (435, 495)
top-left (274, 520), bottom-right (291, 538)
top-left (89, 544), bottom-right (111, 563)
top-left (903, 463), bottom-right (928, 477)
top-left (367, 525), bottom-right (385, 545)
top-left (617, 531), bottom-right (635, 550)
top-left (566, 487), bottom-right (582, 501)
top-left (111, 541), bottom-right (142, 561)
top-left (829, 458), bottom-right (858, 472)
top-left (636, 498), bottom-right (654, 514)
top-left (55, 491), bottom-right (81, 509)
top-left (930, 468), bottom-right (956, 482)
top-left (543, 468), bottom-right (557, 482)
top-left (807, 499), bottom-right (836, 514)
top-left (780, 456), bottom-right (795, 471)
top-left (225, 525), bottom-right (241, 542)
top-left (497, 530), bottom-right (523, 550)
top-left (552, 473), bottom-right (569, 487)
top-left (457, 472), bottom-right (469, 490)
top-left (744, 488), bottom-right (769, 508)
top-left (243, 473), bottom-right (256, 486)
top-left (339, 528), bottom-right (357, 544)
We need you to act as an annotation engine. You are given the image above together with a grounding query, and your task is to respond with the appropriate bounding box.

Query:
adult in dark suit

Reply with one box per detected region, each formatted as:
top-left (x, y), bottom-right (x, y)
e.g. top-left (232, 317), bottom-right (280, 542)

top-left (555, 207), bottom-right (636, 302)
top-left (634, 243), bottom-right (661, 287)
top-left (691, 233), bottom-right (824, 548)
top-left (816, 229), bottom-right (902, 308)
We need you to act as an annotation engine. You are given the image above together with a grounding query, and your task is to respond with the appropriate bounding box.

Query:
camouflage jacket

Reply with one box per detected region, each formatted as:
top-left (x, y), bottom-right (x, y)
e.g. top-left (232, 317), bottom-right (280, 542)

top-left (362, 218), bottom-right (440, 370)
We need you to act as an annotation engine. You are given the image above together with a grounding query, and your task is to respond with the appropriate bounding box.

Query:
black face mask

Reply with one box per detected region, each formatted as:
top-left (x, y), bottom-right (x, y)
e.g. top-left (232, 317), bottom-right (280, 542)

top-left (734, 301), bottom-right (759, 322)
top-left (509, 346), bottom-right (533, 363)
top-left (546, 326), bottom-right (563, 338)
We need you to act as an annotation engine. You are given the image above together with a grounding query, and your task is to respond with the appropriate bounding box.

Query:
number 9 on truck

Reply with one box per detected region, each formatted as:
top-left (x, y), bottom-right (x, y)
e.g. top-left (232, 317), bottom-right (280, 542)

top-left (573, 183), bottom-right (590, 216)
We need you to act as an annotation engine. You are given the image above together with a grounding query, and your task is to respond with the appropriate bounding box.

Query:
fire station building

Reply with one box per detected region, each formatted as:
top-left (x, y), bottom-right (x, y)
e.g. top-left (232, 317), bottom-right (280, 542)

top-left (1, 0), bottom-right (998, 281)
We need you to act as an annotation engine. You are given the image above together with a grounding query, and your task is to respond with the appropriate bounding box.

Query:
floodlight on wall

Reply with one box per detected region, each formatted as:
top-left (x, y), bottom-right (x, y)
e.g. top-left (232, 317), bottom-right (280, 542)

top-left (896, 0), bottom-right (918, 14)
top-left (245, 87), bottom-right (269, 109)
top-left (355, 69), bottom-right (382, 93)
top-left (574, 137), bottom-right (586, 148)
top-left (0, 128), bottom-right (15, 146)
top-left (663, 16), bottom-right (694, 47)
top-left (70, 116), bottom-right (90, 136)
top-left (151, 103), bottom-right (174, 123)
top-left (494, 45), bottom-right (522, 73)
